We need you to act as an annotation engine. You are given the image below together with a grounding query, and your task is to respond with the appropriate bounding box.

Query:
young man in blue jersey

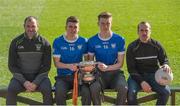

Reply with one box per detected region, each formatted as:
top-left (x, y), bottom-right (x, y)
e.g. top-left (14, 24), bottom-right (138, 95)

top-left (87, 12), bottom-right (128, 105)
top-left (53, 16), bottom-right (88, 105)
top-left (126, 21), bottom-right (171, 105)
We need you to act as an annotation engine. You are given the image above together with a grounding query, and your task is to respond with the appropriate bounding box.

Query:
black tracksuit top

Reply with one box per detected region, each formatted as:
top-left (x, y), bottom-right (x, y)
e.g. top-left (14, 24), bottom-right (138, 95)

top-left (126, 38), bottom-right (169, 84)
top-left (8, 33), bottom-right (51, 85)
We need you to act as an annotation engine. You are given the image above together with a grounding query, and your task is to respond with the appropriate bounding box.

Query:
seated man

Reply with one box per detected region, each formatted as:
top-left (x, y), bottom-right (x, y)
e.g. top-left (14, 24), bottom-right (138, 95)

top-left (87, 12), bottom-right (128, 105)
top-left (53, 16), bottom-right (88, 105)
top-left (126, 21), bottom-right (172, 105)
top-left (7, 16), bottom-right (53, 105)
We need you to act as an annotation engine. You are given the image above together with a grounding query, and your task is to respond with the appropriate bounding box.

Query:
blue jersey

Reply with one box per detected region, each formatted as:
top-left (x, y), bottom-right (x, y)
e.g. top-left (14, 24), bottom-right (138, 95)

top-left (88, 33), bottom-right (125, 65)
top-left (53, 35), bottom-right (87, 76)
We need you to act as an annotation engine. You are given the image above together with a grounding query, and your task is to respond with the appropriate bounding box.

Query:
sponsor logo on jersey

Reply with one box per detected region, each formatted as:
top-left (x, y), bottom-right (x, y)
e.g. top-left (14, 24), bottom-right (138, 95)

top-left (102, 42), bottom-right (109, 44)
top-left (18, 45), bottom-right (24, 49)
top-left (69, 44), bottom-right (75, 46)
top-left (61, 46), bottom-right (68, 50)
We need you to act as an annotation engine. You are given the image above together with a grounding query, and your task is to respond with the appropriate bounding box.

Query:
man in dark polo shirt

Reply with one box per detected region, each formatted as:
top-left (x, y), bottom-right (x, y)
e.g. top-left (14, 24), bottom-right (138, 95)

top-left (6, 16), bottom-right (53, 105)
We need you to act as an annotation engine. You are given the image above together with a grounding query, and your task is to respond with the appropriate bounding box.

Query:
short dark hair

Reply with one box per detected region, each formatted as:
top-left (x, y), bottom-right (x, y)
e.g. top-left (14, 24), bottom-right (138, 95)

top-left (24, 16), bottom-right (38, 25)
top-left (98, 12), bottom-right (112, 21)
top-left (66, 16), bottom-right (79, 25)
top-left (137, 21), bottom-right (151, 31)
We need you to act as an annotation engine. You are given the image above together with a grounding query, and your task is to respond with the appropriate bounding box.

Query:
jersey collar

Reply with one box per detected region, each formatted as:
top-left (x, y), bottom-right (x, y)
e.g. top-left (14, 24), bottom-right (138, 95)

top-left (98, 32), bottom-right (113, 41)
top-left (63, 33), bottom-right (79, 43)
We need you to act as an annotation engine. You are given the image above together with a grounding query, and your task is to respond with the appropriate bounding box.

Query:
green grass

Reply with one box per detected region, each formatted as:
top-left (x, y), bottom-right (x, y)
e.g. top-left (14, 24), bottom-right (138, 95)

top-left (0, 0), bottom-right (180, 105)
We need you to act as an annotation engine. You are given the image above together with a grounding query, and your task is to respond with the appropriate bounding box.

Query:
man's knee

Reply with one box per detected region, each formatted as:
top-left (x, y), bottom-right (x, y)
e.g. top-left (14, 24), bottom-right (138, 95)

top-left (158, 88), bottom-right (171, 97)
top-left (81, 85), bottom-right (90, 95)
top-left (90, 81), bottom-right (101, 93)
top-left (38, 79), bottom-right (52, 94)
top-left (8, 79), bottom-right (24, 94)
top-left (128, 90), bottom-right (137, 104)
top-left (116, 84), bottom-right (128, 93)
top-left (55, 84), bottom-right (68, 99)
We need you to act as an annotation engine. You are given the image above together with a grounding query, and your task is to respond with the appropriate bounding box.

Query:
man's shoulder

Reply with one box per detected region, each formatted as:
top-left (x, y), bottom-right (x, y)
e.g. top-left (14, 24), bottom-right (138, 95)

top-left (11, 33), bottom-right (25, 44)
top-left (150, 38), bottom-right (161, 45)
top-left (37, 34), bottom-right (50, 46)
top-left (128, 39), bottom-right (139, 48)
top-left (112, 33), bottom-right (125, 41)
top-left (89, 33), bottom-right (98, 39)
top-left (78, 36), bottom-right (88, 42)
top-left (53, 35), bottom-right (64, 43)
top-left (150, 38), bottom-right (164, 49)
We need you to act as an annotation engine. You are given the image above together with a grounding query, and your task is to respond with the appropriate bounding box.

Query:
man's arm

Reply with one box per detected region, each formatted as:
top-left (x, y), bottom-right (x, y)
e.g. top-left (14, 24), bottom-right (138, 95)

top-left (157, 42), bottom-right (171, 72)
top-left (33, 40), bottom-right (51, 86)
top-left (53, 57), bottom-right (77, 71)
top-left (126, 45), bottom-right (144, 84)
top-left (105, 53), bottom-right (125, 71)
top-left (8, 39), bottom-right (26, 84)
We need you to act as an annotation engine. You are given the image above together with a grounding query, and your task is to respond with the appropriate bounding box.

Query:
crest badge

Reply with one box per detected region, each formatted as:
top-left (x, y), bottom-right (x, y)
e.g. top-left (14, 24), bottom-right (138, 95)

top-left (111, 44), bottom-right (116, 48)
top-left (77, 45), bottom-right (82, 50)
top-left (35, 44), bottom-right (42, 51)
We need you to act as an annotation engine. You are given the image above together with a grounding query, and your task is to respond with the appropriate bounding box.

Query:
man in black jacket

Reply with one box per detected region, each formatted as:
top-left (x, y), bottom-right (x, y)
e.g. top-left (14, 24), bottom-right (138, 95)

top-left (126, 21), bottom-right (172, 105)
top-left (6, 16), bottom-right (53, 105)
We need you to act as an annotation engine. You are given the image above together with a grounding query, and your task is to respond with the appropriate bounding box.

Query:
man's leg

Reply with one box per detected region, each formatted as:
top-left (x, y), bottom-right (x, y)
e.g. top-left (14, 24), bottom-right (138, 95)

top-left (37, 78), bottom-right (53, 105)
top-left (112, 71), bottom-right (128, 105)
top-left (147, 74), bottom-right (170, 105)
top-left (127, 76), bottom-right (141, 105)
top-left (81, 84), bottom-right (92, 105)
top-left (90, 80), bottom-right (102, 105)
top-left (6, 78), bottom-right (25, 105)
top-left (55, 78), bottom-right (70, 105)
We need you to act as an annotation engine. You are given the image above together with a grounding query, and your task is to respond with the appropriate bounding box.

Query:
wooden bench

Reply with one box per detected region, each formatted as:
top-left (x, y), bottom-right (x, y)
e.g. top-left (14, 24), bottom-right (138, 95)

top-left (0, 86), bottom-right (180, 105)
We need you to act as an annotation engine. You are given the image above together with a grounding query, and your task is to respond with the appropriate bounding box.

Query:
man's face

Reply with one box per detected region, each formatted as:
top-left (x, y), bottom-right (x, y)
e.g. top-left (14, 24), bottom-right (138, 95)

top-left (66, 22), bottom-right (79, 36)
top-left (24, 19), bottom-right (38, 38)
top-left (98, 17), bottom-right (112, 32)
top-left (138, 24), bottom-right (151, 43)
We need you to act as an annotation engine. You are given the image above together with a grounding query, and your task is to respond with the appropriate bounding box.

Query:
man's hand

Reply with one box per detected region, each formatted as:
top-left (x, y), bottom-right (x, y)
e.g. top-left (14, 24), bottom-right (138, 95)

top-left (68, 64), bottom-right (78, 71)
top-left (98, 62), bottom-right (108, 72)
top-left (29, 83), bottom-right (37, 92)
top-left (23, 81), bottom-right (32, 92)
top-left (141, 81), bottom-right (152, 93)
top-left (23, 81), bottom-right (37, 92)
top-left (162, 64), bottom-right (171, 73)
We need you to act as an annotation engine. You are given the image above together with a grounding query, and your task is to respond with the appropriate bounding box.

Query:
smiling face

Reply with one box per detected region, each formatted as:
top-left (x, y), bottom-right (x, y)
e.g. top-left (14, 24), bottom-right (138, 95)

top-left (24, 18), bottom-right (38, 39)
top-left (138, 22), bottom-right (151, 43)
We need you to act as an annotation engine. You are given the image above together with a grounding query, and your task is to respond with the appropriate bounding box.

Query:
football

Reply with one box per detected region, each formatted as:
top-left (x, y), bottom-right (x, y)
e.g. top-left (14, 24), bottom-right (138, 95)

top-left (155, 68), bottom-right (173, 85)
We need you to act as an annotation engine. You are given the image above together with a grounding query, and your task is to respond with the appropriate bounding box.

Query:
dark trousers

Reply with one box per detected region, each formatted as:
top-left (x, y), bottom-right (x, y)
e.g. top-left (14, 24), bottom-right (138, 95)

top-left (55, 75), bottom-right (74, 105)
top-left (6, 78), bottom-right (53, 105)
top-left (128, 74), bottom-right (170, 105)
top-left (101, 70), bottom-right (128, 105)
top-left (81, 80), bottom-right (101, 105)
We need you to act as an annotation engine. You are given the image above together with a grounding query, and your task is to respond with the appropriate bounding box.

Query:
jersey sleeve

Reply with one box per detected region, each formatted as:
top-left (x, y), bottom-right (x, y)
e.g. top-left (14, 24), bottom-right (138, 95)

top-left (87, 38), bottom-right (95, 55)
top-left (8, 38), bottom-right (26, 84)
top-left (53, 39), bottom-right (61, 58)
top-left (118, 37), bottom-right (125, 55)
top-left (157, 41), bottom-right (169, 65)
top-left (83, 38), bottom-right (88, 54)
top-left (33, 38), bottom-right (51, 86)
top-left (126, 44), bottom-right (144, 84)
